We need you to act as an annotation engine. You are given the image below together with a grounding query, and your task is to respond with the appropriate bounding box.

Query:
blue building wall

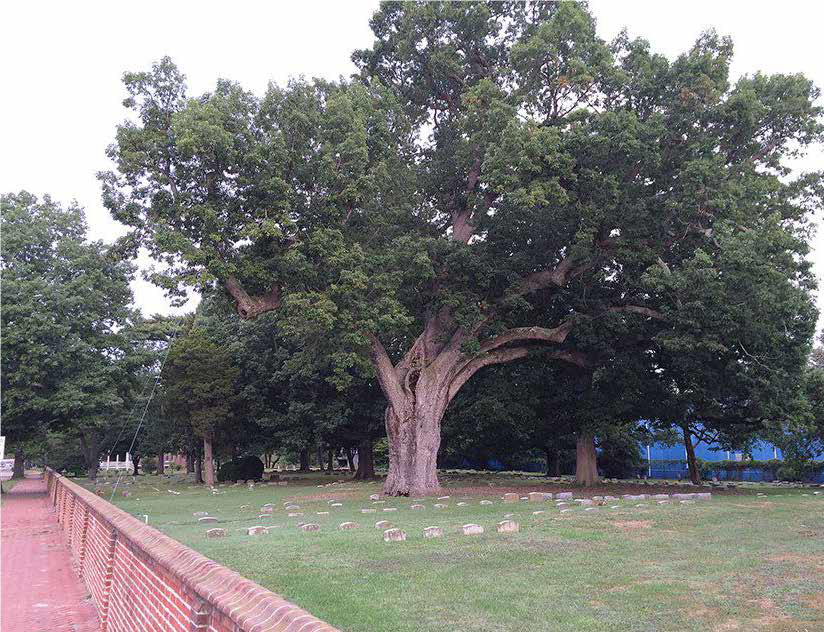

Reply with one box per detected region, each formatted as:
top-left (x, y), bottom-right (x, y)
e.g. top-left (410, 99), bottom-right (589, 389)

top-left (643, 436), bottom-right (824, 482)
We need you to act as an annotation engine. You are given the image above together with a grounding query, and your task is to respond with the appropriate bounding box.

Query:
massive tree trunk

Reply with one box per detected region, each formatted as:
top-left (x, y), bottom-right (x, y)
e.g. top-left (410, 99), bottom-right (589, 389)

top-left (12, 450), bottom-right (25, 479)
top-left (326, 449), bottom-right (334, 473)
top-left (298, 449), bottom-right (310, 472)
top-left (186, 452), bottom-right (194, 474)
top-left (682, 424), bottom-right (701, 485)
top-left (354, 438), bottom-right (375, 480)
top-left (194, 457), bottom-right (203, 484)
top-left (346, 447), bottom-right (356, 472)
top-left (575, 433), bottom-right (599, 485)
top-left (203, 434), bottom-right (215, 487)
top-left (382, 389), bottom-right (446, 496)
top-left (132, 454), bottom-right (141, 476)
top-left (157, 452), bottom-right (165, 475)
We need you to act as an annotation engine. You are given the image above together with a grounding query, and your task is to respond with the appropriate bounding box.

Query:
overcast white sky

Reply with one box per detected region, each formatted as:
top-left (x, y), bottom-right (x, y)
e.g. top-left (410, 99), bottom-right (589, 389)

top-left (1, 0), bottom-right (822, 328)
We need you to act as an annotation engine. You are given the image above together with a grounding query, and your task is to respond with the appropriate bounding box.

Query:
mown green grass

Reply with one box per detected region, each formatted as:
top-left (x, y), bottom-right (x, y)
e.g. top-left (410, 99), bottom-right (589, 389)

top-left (85, 472), bottom-right (824, 632)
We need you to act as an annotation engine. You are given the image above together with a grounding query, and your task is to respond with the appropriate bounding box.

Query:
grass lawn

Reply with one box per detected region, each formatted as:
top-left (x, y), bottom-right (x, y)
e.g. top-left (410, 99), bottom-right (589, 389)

top-left (83, 472), bottom-right (824, 632)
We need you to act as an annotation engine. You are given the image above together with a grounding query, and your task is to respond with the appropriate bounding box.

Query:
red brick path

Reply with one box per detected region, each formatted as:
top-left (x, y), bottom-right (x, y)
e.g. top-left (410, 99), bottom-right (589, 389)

top-left (1, 476), bottom-right (99, 632)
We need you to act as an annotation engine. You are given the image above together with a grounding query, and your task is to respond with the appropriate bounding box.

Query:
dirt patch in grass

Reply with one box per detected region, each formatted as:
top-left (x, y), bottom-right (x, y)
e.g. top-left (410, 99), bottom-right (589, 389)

top-left (767, 553), bottom-right (824, 569)
top-left (609, 520), bottom-right (653, 530)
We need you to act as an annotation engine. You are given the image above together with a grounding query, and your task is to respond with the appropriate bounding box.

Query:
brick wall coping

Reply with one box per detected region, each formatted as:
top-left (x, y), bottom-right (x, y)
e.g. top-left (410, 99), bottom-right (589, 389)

top-left (46, 468), bottom-right (340, 632)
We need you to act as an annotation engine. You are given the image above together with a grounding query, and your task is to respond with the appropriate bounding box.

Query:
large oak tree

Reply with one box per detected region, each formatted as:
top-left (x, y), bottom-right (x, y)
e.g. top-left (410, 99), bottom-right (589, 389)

top-left (101, 2), bottom-right (821, 495)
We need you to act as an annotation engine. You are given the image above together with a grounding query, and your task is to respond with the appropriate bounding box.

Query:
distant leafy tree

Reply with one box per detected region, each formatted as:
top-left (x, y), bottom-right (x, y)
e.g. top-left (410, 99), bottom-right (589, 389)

top-left (1, 192), bottom-right (137, 478)
top-left (101, 2), bottom-right (822, 494)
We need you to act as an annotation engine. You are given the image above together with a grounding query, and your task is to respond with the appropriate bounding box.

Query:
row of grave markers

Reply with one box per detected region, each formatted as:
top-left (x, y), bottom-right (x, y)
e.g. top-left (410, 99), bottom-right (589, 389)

top-left (196, 491), bottom-right (714, 538)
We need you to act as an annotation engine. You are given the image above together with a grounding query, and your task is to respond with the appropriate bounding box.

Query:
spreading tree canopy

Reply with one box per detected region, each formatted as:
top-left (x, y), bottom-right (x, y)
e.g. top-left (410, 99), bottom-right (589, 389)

top-left (101, 1), bottom-right (822, 494)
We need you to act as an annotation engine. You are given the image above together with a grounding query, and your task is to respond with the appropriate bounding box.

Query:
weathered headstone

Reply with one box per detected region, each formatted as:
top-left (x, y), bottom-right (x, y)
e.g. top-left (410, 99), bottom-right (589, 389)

top-left (383, 507), bottom-right (397, 512)
top-left (369, 494), bottom-right (381, 501)
top-left (301, 523), bottom-right (320, 532)
top-left (193, 511), bottom-right (209, 518)
top-left (285, 504), bottom-right (300, 510)
top-left (288, 512), bottom-right (303, 517)
top-left (532, 510), bottom-right (545, 515)
top-left (479, 500), bottom-right (493, 505)
top-left (260, 506), bottom-right (274, 514)
top-left (503, 493), bottom-right (519, 503)
top-left (338, 522), bottom-right (359, 530)
top-left (433, 503), bottom-right (448, 509)
top-left (457, 502), bottom-right (468, 506)
top-left (247, 526), bottom-right (268, 536)
top-left (410, 504), bottom-right (425, 510)
top-left (361, 508), bottom-right (377, 513)
top-left (384, 528), bottom-right (407, 542)
top-left (198, 516), bottom-right (219, 523)
top-left (375, 520), bottom-right (393, 529)
top-left (462, 523), bottom-right (484, 535)
top-left (205, 528), bottom-right (227, 538)
top-left (423, 526), bottom-right (443, 538)
top-left (555, 492), bottom-right (573, 500)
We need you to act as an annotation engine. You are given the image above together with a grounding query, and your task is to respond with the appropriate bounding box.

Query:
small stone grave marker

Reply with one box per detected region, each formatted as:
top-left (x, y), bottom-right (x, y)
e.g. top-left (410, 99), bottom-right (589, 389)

top-left (205, 528), bottom-right (227, 538)
top-left (198, 516), bottom-right (219, 523)
top-left (497, 520), bottom-right (519, 533)
top-left (384, 528), bottom-right (406, 542)
top-left (433, 503), bottom-right (448, 509)
top-left (423, 526), bottom-right (443, 538)
top-left (193, 511), bottom-right (209, 518)
top-left (479, 500), bottom-right (493, 505)
top-left (301, 523), bottom-right (320, 532)
top-left (288, 512), bottom-right (303, 517)
top-left (361, 508), bottom-right (376, 513)
top-left (503, 493), bottom-right (519, 503)
top-left (383, 507), bottom-right (397, 512)
top-left (555, 492), bottom-right (573, 500)
top-left (462, 524), bottom-right (484, 535)
top-left (369, 494), bottom-right (381, 501)
top-left (247, 526), bottom-right (268, 536)
top-left (375, 520), bottom-right (392, 529)
top-left (410, 504), bottom-right (425, 510)
top-left (338, 522), bottom-right (359, 530)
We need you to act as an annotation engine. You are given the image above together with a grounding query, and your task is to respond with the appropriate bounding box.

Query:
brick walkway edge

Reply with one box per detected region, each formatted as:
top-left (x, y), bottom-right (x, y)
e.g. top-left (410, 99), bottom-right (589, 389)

top-left (45, 468), bottom-right (340, 632)
top-left (1, 476), bottom-right (100, 632)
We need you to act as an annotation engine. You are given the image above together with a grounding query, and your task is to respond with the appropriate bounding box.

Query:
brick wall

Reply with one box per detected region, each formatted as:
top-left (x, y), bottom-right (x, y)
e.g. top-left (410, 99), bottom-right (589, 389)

top-left (45, 468), bottom-right (339, 632)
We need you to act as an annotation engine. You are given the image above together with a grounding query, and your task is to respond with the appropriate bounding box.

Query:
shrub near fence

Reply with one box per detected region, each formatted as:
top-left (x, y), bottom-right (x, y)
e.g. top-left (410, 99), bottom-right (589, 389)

top-left (45, 468), bottom-right (338, 632)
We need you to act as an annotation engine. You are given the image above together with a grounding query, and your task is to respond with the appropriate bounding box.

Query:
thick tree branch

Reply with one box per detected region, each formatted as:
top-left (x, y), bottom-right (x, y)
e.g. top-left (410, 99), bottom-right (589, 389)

top-left (447, 346), bottom-right (590, 403)
top-left (509, 256), bottom-right (594, 301)
top-left (478, 320), bottom-right (576, 354)
top-left (224, 277), bottom-right (281, 319)
top-left (367, 333), bottom-right (407, 415)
